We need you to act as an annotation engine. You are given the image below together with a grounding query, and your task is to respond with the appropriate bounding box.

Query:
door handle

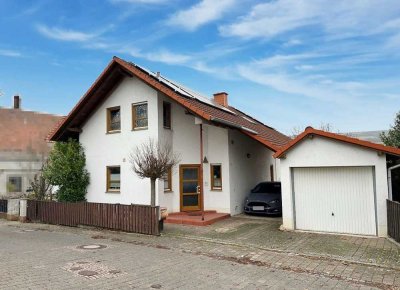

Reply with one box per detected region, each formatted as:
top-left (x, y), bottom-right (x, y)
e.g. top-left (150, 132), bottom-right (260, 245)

top-left (196, 185), bottom-right (201, 194)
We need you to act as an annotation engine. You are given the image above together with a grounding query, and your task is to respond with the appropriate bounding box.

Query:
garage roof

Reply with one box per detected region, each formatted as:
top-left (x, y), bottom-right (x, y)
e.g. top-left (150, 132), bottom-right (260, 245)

top-left (274, 126), bottom-right (400, 158)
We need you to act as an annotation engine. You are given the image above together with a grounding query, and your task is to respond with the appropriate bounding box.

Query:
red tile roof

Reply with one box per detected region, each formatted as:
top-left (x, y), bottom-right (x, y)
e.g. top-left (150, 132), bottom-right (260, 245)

top-left (274, 126), bottom-right (400, 158)
top-left (50, 56), bottom-right (290, 151)
top-left (0, 108), bottom-right (64, 155)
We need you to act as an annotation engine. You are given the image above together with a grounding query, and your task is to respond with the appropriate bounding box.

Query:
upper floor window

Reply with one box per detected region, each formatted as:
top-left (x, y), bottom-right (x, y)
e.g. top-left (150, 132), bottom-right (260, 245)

top-left (132, 102), bottom-right (148, 130)
top-left (107, 106), bottom-right (121, 133)
top-left (211, 164), bottom-right (222, 190)
top-left (107, 166), bottom-right (120, 192)
top-left (163, 102), bottom-right (171, 129)
top-left (8, 176), bottom-right (22, 192)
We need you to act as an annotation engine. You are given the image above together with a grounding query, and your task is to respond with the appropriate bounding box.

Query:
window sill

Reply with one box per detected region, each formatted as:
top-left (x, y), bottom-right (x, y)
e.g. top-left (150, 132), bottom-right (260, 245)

top-left (163, 126), bottom-right (171, 130)
top-left (106, 130), bottom-right (121, 134)
top-left (106, 190), bottom-right (121, 194)
top-left (164, 190), bottom-right (173, 193)
top-left (132, 127), bottom-right (148, 131)
top-left (211, 188), bottom-right (223, 191)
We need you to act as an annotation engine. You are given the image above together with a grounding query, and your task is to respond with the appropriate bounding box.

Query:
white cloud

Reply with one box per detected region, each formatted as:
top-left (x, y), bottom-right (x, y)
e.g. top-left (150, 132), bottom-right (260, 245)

top-left (167, 0), bottom-right (237, 31)
top-left (144, 50), bottom-right (191, 65)
top-left (283, 39), bottom-right (302, 47)
top-left (110, 0), bottom-right (168, 3)
top-left (116, 45), bottom-right (191, 65)
top-left (220, 0), bottom-right (400, 40)
top-left (36, 25), bottom-right (97, 42)
top-left (254, 53), bottom-right (320, 68)
top-left (0, 49), bottom-right (22, 57)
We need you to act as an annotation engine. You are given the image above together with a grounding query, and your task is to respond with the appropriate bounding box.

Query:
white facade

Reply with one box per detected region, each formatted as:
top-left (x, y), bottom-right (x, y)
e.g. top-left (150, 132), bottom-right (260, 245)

top-left (279, 136), bottom-right (389, 237)
top-left (80, 76), bottom-right (275, 215)
top-left (0, 152), bottom-right (43, 197)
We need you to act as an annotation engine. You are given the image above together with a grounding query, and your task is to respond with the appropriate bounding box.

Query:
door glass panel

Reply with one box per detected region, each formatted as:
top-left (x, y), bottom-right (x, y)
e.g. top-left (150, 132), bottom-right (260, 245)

top-left (183, 168), bottom-right (198, 180)
top-left (183, 195), bottom-right (199, 207)
top-left (183, 181), bottom-right (198, 193)
top-left (181, 166), bottom-right (200, 210)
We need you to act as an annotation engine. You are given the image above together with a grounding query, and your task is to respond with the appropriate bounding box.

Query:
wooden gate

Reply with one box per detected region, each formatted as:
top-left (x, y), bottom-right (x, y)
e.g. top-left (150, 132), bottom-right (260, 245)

top-left (0, 199), bottom-right (7, 219)
top-left (387, 199), bottom-right (400, 243)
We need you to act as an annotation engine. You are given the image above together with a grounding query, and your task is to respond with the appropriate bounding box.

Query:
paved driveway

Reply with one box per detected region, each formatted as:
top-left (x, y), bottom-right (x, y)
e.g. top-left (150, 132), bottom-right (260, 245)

top-left (164, 214), bottom-right (400, 268)
top-left (0, 219), bottom-right (395, 289)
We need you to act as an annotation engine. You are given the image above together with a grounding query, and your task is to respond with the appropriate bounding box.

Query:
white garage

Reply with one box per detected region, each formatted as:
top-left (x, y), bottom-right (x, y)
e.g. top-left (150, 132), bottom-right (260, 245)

top-left (275, 127), bottom-right (400, 237)
top-left (293, 166), bottom-right (376, 236)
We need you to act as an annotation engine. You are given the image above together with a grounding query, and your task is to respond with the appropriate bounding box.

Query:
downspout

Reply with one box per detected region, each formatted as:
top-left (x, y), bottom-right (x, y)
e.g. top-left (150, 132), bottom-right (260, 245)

top-left (200, 124), bottom-right (205, 221)
top-left (388, 163), bottom-right (400, 200)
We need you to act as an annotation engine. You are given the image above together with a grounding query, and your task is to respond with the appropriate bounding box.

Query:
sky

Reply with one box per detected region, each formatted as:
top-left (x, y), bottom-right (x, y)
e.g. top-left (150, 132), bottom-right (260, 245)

top-left (0, 0), bottom-right (400, 135)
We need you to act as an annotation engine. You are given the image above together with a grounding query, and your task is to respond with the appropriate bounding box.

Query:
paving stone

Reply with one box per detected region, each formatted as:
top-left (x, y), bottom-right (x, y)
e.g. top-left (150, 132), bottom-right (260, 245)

top-left (1, 219), bottom-right (398, 289)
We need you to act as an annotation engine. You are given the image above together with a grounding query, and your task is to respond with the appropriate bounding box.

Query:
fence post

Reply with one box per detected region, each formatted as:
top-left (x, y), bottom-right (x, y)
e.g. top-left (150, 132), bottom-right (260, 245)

top-left (7, 199), bottom-right (20, 221)
top-left (19, 199), bottom-right (28, 222)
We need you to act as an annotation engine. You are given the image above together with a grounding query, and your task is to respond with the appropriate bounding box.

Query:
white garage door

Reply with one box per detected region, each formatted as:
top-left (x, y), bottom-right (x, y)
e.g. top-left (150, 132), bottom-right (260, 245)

top-left (293, 167), bottom-right (377, 236)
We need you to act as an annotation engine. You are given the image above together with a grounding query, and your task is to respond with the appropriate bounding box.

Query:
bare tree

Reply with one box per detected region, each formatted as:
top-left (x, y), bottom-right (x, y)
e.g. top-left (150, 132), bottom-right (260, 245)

top-left (319, 122), bottom-right (334, 132)
top-left (130, 139), bottom-right (180, 206)
top-left (291, 123), bottom-right (336, 138)
top-left (291, 126), bottom-right (303, 138)
top-left (30, 163), bottom-right (53, 201)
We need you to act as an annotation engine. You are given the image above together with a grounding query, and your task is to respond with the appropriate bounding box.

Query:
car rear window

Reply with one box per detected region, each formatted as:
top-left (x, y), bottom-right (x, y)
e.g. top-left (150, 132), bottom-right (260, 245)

top-left (253, 183), bottom-right (281, 194)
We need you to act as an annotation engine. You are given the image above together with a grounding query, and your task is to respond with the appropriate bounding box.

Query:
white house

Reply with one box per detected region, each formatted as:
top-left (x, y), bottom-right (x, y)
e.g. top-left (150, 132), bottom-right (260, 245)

top-left (49, 56), bottom-right (400, 237)
top-left (0, 96), bottom-right (63, 197)
top-left (49, 56), bottom-right (290, 215)
top-left (274, 127), bottom-right (400, 237)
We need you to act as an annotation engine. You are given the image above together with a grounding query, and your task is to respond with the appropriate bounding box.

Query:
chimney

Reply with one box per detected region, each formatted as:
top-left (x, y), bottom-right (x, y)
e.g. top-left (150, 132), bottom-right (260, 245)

top-left (13, 95), bottom-right (21, 109)
top-left (213, 92), bottom-right (228, 107)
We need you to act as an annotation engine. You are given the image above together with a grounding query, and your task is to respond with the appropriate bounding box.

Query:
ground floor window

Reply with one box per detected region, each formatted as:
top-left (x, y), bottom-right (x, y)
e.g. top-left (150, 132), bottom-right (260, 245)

top-left (7, 176), bottom-right (22, 192)
top-left (163, 167), bottom-right (172, 192)
top-left (107, 166), bottom-right (120, 192)
top-left (211, 164), bottom-right (222, 190)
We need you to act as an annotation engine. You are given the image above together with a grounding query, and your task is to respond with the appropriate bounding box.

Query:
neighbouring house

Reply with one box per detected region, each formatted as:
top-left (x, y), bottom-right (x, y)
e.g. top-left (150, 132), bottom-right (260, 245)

top-left (49, 56), bottom-right (290, 215)
top-left (0, 96), bottom-right (64, 198)
top-left (346, 130), bottom-right (387, 144)
top-left (274, 127), bottom-right (400, 237)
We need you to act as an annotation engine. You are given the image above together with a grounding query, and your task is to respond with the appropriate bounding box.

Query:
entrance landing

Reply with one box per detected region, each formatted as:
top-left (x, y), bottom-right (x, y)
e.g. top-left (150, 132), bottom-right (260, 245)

top-left (164, 211), bottom-right (230, 226)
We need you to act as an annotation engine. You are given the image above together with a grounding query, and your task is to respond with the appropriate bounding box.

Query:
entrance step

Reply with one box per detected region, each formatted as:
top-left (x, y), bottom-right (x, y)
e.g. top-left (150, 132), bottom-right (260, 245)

top-left (165, 212), bottom-right (230, 226)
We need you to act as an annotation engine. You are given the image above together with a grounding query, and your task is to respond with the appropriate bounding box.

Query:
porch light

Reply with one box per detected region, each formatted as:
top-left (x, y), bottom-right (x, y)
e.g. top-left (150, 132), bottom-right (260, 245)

top-left (203, 156), bottom-right (208, 163)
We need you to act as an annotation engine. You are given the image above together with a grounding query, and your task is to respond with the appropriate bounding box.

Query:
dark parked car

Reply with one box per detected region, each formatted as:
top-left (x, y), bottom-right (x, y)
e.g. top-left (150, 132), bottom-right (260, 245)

top-left (244, 182), bottom-right (282, 215)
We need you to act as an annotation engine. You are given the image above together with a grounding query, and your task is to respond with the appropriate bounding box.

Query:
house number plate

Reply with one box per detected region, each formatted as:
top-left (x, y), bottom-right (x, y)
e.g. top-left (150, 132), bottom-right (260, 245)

top-left (253, 206), bottom-right (264, 211)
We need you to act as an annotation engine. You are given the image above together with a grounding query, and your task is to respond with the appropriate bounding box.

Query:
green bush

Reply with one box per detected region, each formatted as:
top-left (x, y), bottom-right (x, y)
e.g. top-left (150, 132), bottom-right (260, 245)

top-left (44, 139), bottom-right (90, 202)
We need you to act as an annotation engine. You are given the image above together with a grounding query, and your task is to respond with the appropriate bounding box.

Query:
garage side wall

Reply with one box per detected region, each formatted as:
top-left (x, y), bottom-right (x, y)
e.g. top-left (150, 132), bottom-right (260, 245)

top-left (280, 137), bottom-right (388, 237)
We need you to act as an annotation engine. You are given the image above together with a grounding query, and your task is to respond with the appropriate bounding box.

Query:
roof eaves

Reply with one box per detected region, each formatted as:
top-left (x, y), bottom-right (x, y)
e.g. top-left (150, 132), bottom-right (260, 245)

top-left (274, 127), bottom-right (400, 158)
top-left (240, 130), bottom-right (279, 152)
top-left (49, 58), bottom-right (118, 141)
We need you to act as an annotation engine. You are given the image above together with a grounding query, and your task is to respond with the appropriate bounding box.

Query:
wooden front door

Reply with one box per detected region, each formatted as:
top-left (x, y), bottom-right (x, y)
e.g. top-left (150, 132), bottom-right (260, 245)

top-left (180, 165), bottom-right (201, 211)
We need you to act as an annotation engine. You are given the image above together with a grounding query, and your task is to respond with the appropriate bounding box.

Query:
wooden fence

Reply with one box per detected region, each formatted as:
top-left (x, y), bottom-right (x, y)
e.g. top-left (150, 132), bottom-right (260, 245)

top-left (387, 199), bottom-right (400, 243)
top-left (27, 200), bottom-right (160, 235)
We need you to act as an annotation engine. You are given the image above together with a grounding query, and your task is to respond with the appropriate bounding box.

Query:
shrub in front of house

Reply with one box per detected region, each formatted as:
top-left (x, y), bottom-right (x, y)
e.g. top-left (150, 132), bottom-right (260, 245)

top-left (44, 139), bottom-right (90, 202)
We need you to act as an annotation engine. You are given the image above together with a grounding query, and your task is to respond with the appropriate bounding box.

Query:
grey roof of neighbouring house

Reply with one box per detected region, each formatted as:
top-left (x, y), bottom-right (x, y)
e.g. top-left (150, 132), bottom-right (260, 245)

top-left (346, 130), bottom-right (387, 144)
